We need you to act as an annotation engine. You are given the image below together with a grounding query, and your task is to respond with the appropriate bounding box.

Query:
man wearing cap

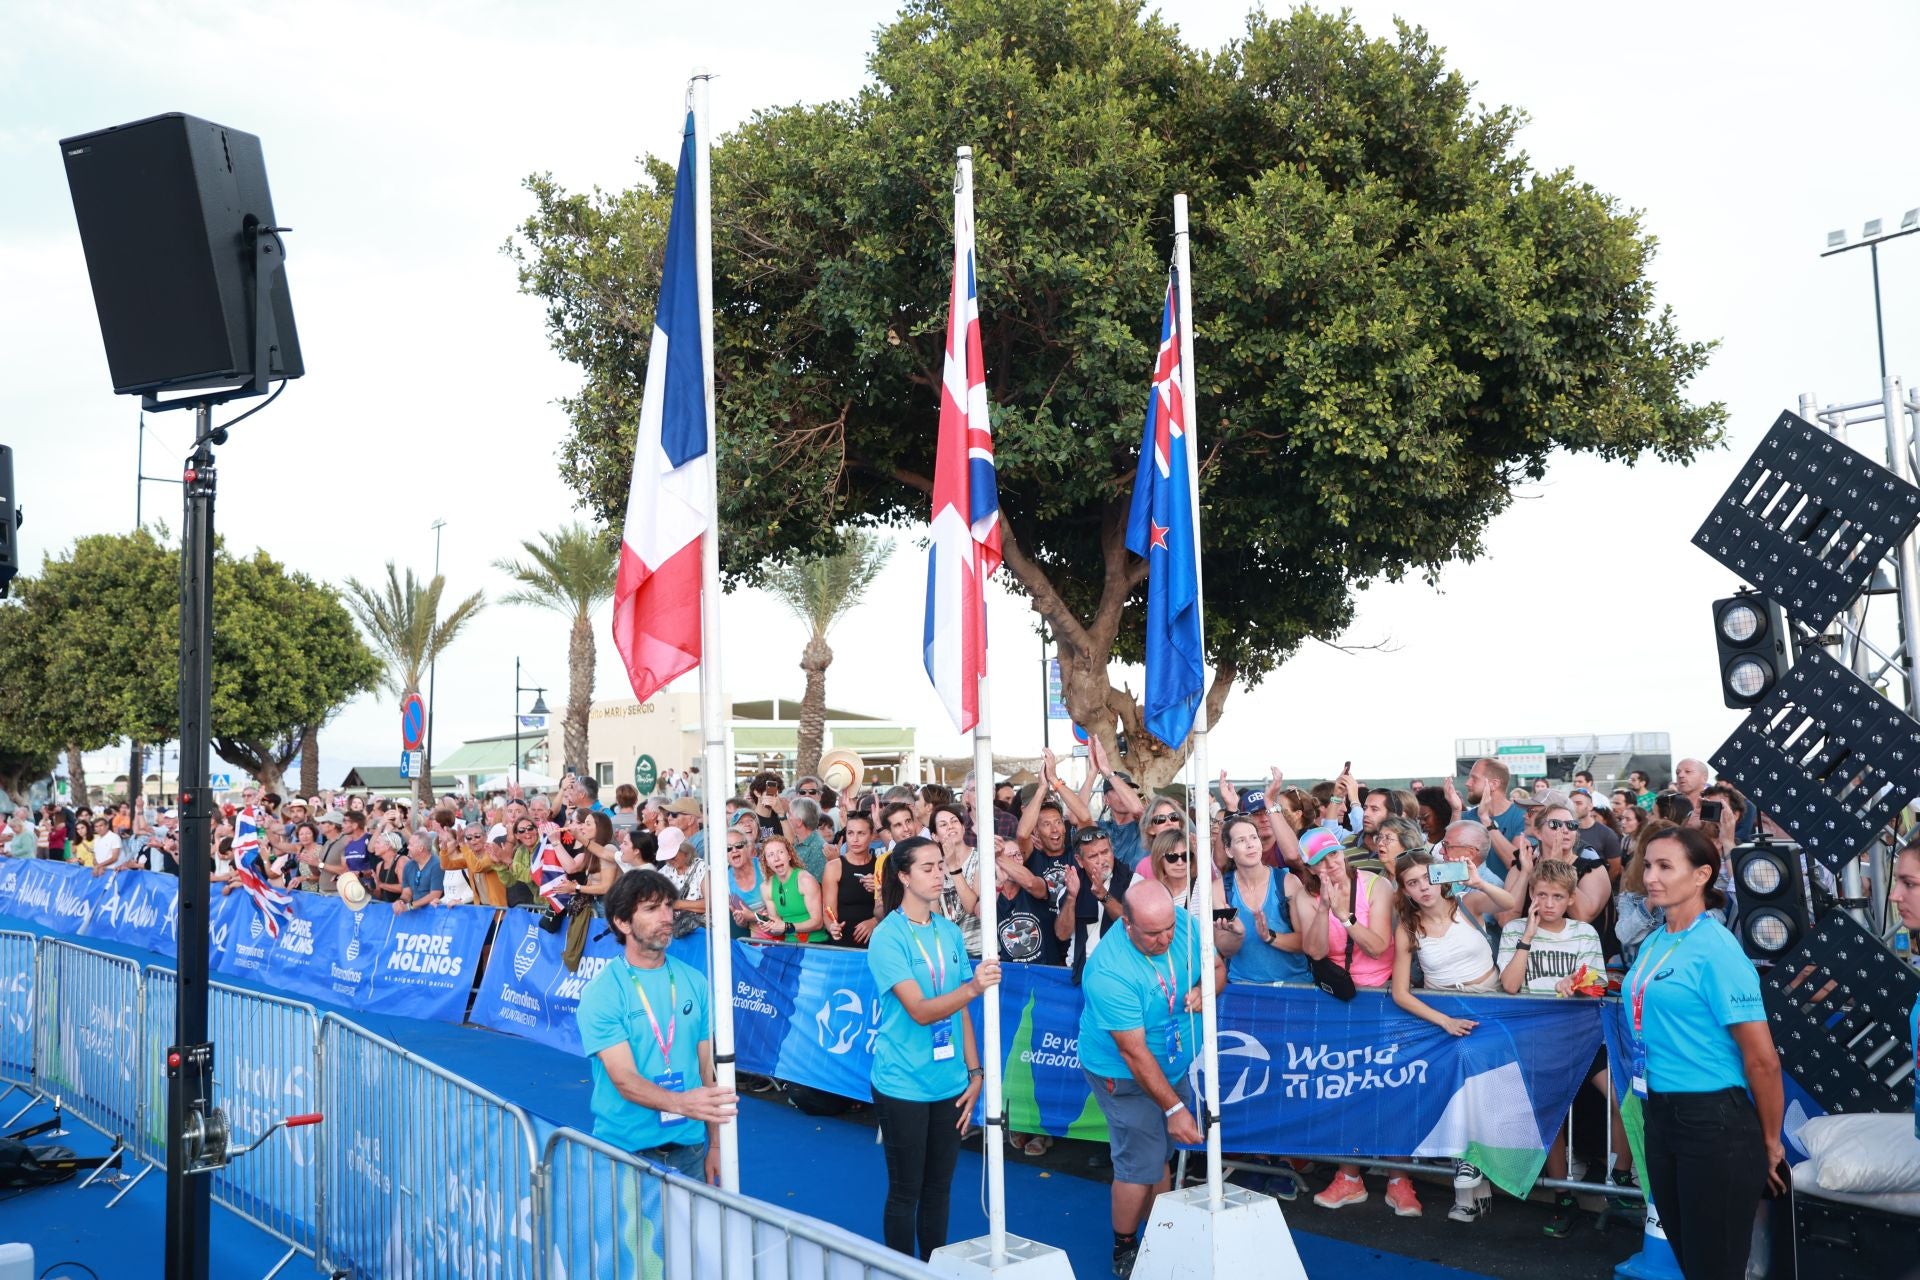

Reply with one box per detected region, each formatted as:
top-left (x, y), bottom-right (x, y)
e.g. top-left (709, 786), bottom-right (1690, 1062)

top-left (665, 797), bottom-right (706, 860)
top-left (1079, 879), bottom-right (1225, 1278)
top-left (306, 810), bottom-right (347, 893)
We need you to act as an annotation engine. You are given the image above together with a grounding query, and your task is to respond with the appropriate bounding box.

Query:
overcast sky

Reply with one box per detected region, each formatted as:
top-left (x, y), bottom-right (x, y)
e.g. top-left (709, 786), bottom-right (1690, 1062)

top-left (8, 0), bottom-right (1920, 788)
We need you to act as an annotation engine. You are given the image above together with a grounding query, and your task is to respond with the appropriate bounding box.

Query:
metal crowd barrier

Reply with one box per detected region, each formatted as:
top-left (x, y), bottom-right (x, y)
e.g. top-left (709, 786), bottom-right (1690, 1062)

top-left (540, 1127), bottom-right (936, 1280)
top-left (32, 938), bottom-right (142, 1169)
top-left (142, 966), bottom-right (323, 1268)
top-left (316, 1013), bottom-right (543, 1280)
top-left (0, 930), bottom-right (35, 1097)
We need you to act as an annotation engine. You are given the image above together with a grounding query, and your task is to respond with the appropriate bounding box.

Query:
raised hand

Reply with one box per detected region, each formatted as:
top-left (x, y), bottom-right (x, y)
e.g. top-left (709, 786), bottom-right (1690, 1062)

top-left (1263, 767), bottom-right (1286, 809)
top-left (1217, 770), bottom-right (1241, 815)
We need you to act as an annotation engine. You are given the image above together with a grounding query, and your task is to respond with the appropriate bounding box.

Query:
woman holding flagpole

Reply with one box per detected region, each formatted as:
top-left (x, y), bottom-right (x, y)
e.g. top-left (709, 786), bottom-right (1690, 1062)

top-left (868, 837), bottom-right (999, 1260)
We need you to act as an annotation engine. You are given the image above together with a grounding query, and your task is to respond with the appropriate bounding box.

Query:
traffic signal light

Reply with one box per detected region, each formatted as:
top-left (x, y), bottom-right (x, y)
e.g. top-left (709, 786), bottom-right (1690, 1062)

top-left (1730, 836), bottom-right (1814, 961)
top-left (1713, 591), bottom-right (1789, 709)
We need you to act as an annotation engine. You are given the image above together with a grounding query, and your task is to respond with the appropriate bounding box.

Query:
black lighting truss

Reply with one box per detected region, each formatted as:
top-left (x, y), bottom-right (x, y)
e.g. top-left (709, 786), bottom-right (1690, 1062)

top-left (1693, 409), bottom-right (1920, 632)
top-left (1711, 647), bottom-right (1920, 875)
top-left (1762, 908), bottom-right (1918, 1115)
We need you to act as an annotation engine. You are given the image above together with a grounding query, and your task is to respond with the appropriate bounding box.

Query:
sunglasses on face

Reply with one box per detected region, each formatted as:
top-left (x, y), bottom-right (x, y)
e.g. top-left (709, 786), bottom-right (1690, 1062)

top-left (798, 788), bottom-right (819, 797)
top-left (515, 824), bottom-right (534, 833)
top-left (727, 841), bottom-right (747, 852)
top-left (1162, 851), bottom-right (1189, 863)
top-left (1543, 819), bottom-right (1578, 832)
top-left (1150, 813), bottom-right (1181, 826)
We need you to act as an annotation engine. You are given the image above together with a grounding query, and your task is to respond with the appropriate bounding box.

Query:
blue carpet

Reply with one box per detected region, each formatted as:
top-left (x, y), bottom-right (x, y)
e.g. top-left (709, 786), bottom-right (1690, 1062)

top-left (0, 914), bottom-right (1490, 1279)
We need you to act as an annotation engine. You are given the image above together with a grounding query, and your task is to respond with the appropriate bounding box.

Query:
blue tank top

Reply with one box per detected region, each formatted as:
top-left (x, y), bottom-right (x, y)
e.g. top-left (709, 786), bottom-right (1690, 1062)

top-left (728, 861), bottom-right (765, 939)
top-left (1225, 866), bottom-right (1311, 984)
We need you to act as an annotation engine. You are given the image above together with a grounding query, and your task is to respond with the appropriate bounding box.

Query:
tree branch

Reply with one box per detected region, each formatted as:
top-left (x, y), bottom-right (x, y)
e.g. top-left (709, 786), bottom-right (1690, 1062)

top-left (996, 520), bottom-right (1094, 657)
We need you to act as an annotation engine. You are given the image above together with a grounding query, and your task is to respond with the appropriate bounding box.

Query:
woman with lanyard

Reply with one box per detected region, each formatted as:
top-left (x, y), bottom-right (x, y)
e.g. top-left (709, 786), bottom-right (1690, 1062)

top-left (1892, 834), bottom-right (1920, 1140)
top-left (1624, 826), bottom-right (1782, 1280)
top-left (1214, 815), bottom-right (1319, 986)
top-left (867, 837), bottom-right (999, 1259)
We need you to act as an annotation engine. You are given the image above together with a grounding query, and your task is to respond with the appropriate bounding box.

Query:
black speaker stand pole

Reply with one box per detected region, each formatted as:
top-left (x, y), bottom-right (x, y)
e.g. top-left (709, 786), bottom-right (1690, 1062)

top-left (164, 403), bottom-right (217, 1280)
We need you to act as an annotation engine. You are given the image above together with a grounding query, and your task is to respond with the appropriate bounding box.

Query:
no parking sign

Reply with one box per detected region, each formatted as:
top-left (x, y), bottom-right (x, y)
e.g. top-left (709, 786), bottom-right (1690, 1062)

top-left (401, 693), bottom-right (426, 750)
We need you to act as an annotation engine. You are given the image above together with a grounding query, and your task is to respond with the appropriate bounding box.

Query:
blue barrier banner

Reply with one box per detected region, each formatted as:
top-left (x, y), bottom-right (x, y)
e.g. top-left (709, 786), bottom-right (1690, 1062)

top-left (214, 888), bottom-right (491, 1022)
top-left (470, 910), bottom-right (625, 1053)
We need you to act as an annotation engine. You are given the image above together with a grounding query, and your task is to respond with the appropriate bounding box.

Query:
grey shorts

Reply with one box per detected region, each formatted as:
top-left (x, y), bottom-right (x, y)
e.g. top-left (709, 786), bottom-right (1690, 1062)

top-left (1084, 1069), bottom-right (1177, 1186)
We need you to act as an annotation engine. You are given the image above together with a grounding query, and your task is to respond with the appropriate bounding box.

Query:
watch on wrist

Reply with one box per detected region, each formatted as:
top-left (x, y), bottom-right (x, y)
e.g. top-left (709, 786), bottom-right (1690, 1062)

top-left (1346, 912), bottom-right (1357, 926)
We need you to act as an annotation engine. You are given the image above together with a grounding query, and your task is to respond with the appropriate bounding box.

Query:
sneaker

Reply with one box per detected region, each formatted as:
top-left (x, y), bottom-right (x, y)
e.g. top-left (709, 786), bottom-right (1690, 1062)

top-left (1606, 1169), bottom-right (1644, 1222)
top-left (1313, 1171), bottom-right (1368, 1209)
top-left (1453, 1160), bottom-right (1485, 1189)
top-left (1608, 1168), bottom-right (1640, 1192)
top-left (1447, 1196), bottom-right (1490, 1223)
top-left (1384, 1175), bottom-right (1423, 1218)
top-left (1112, 1240), bottom-right (1138, 1278)
top-left (1261, 1167), bottom-right (1301, 1201)
top-left (1543, 1192), bottom-right (1578, 1238)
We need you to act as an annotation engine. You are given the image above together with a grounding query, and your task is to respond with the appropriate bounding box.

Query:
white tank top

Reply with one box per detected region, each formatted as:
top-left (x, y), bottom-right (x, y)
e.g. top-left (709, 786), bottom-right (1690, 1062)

top-left (1414, 912), bottom-right (1495, 987)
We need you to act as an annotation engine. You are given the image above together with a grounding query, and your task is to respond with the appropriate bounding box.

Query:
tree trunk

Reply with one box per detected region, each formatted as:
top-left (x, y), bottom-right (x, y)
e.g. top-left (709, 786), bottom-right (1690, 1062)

top-left (253, 760), bottom-right (287, 798)
top-left (66, 744), bottom-right (88, 809)
top-left (128, 741), bottom-right (144, 811)
top-left (796, 632), bottom-right (833, 778)
top-left (300, 726), bottom-right (320, 798)
top-left (565, 612), bottom-right (594, 781)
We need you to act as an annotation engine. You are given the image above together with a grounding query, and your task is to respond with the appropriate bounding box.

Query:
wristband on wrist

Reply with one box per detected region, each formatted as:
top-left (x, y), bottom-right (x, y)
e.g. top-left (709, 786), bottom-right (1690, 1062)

top-left (1164, 1102), bottom-right (1186, 1118)
top-left (1515, 941), bottom-right (1531, 950)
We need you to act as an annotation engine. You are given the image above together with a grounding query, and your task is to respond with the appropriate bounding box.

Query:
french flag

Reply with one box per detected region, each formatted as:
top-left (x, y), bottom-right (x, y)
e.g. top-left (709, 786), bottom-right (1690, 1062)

top-left (923, 180), bottom-right (1002, 732)
top-left (613, 113), bottom-right (709, 704)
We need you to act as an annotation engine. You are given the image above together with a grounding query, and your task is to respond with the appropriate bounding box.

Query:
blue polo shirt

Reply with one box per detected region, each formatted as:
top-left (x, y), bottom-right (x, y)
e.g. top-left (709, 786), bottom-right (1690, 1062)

top-left (577, 954), bottom-right (710, 1151)
top-left (1625, 916), bottom-right (1764, 1094)
top-left (1464, 802), bottom-right (1524, 881)
top-left (1078, 909), bottom-right (1204, 1083)
top-left (868, 911), bottom-right (974, 1102)
top-left (402, 857), bottom-right (445, 903)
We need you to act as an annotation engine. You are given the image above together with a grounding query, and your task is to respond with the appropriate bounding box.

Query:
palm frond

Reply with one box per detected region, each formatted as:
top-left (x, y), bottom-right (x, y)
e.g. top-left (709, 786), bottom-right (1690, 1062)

top-left (761, 531), bottom-right (895, 639)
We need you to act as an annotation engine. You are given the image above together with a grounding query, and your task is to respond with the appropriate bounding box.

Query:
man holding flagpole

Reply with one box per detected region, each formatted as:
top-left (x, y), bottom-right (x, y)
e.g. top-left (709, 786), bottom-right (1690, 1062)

top-left (607, 77), bottom-right (741, 1191)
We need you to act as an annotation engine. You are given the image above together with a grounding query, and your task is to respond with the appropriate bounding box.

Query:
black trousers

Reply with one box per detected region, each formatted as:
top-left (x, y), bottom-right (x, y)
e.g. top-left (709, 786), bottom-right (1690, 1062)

top-left (872, 1086), bottom-right (964, 1260)
top-left (1643, 1088), bottom-right (1765, 1280)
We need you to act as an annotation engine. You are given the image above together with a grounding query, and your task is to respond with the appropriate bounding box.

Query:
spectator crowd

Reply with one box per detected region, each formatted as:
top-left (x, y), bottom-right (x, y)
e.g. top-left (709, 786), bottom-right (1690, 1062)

top-left (3, 742), bottom-right (1763, 1239)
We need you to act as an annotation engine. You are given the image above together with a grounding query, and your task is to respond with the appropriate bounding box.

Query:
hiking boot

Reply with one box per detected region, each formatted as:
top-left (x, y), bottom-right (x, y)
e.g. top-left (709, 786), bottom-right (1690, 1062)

top-left (1543, 1192), bottom-right (1579, 1238)
top-left (1384, 1175), bottom-right (1423, 1217)
top-left (1313, 1171), bottom-right (1368, 1209)
top-left (1453, 1160), bottom-right (1485, 1189)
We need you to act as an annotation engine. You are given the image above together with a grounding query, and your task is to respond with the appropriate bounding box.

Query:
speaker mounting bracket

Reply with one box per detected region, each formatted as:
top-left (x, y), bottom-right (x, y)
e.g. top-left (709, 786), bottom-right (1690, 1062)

top-left (141, 219), bottom-right (289, 415)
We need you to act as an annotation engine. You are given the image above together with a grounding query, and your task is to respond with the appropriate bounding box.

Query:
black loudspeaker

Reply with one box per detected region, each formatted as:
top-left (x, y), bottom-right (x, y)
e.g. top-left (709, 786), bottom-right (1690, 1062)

top-left (59, 113), bottom-right (302, 397)
top-left (0, 444), bottom-right (17, 598)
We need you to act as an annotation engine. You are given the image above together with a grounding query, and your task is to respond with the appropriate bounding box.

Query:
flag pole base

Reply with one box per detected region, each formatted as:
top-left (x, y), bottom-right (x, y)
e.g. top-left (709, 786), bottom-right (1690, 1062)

top-left (929, 1234), bottom-right (1077, 1279)
top-left (1130, 1183), bottom-right (1306, 1280)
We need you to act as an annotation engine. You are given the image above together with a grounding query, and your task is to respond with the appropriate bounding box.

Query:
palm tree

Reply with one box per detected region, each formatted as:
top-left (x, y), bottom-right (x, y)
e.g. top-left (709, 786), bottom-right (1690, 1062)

top-left (344, 563), bottom-right (486, 805)
top-left (762, 532), bottom-right (894, 777)
top-left (493, 523), bottom-right (617, 782)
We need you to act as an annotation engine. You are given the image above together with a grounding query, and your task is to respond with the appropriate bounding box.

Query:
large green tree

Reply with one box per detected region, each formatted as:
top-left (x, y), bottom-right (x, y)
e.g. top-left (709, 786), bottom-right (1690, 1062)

top-left (511, 0), bottom-right (1724, 784)
top-left (0, 531), bottom-right (381, 798)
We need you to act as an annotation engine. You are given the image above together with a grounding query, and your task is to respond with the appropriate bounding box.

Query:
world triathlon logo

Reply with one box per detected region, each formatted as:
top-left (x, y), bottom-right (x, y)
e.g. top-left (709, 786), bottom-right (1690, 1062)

top-left (1187, 1030), bottom-right (1271, 1106)
top-left (345, 909), bottom-right (365, 964)
top-left (814, 988), bottom-right (869, 1055)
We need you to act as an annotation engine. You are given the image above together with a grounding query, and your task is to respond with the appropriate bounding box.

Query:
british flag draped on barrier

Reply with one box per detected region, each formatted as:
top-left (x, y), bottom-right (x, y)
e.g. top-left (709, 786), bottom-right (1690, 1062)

top-left (230, 807), bottom-right (294, 939)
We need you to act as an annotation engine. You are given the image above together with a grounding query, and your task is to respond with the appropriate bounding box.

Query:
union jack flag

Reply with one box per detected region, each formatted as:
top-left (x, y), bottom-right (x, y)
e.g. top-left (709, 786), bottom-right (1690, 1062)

top-left (532, 836), bottom-right (575, 910)
top-left (922, 158), bottom-right (1002, 733)
top-left (231, 807), bottom-right (295, 938)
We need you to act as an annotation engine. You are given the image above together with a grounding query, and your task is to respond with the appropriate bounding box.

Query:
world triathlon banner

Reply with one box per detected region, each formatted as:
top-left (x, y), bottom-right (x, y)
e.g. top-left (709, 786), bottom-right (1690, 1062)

top-left (0, 858), bottom-right (489, 1023)
top-left (472, 918), bottom-right (1603, 1193)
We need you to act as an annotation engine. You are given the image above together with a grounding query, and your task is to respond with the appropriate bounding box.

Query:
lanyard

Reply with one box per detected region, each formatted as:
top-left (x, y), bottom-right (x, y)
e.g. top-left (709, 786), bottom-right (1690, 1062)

top-left (629, 966), bottom-right (677, 1062)
top-left (910, 921), bottom-right (946, 996)
top-left (1628, 917), bottom-right (1700, 1037)
top-left (1150, 949), bottom-right (1180, 1018)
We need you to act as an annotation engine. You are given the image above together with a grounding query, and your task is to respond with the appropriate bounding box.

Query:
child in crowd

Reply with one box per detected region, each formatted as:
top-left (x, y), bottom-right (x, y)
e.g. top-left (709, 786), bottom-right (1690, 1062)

top-left (1498, 860), bottom-right (1613, 1237)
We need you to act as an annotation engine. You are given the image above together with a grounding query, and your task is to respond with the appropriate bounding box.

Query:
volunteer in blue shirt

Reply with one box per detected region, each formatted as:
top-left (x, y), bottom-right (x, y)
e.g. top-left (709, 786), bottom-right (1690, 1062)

top-left (867, 837), bottom-right (998, 1261)
top-left (1079, 879), bottom-right (1227, 1279)
top-left (1624, 827), bottom-right (1782, 1280)
top-left (1892, 837), bottom-right (1920, 1140)
top-left (576, 869), bottom-right (737, 1183)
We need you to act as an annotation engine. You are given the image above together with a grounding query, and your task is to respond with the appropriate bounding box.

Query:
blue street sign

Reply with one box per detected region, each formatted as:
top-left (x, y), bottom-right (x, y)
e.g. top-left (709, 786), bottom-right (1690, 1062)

top-left (402, 693), bottom-right (426, 750)
top-left (209, 772), bottom-right (233, 791)
top-left (1071, 722), bottom-right (1088, 744)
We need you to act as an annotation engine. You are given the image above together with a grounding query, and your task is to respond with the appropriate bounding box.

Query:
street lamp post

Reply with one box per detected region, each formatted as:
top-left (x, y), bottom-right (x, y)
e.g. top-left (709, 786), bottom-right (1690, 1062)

top-left (427, 519), bottom-right (445, 797)
top-left (1822, 208), bottom-right (1920, 379)
top-left (514, 656), bottom-right (548, 790)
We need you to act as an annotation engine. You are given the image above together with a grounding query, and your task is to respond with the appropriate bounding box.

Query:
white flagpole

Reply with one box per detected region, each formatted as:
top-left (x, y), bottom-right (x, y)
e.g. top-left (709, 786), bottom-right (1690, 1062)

top-left (691, 68), bottom-right (740, 1194)
top-left (1173, 192), bottom-right (1224, 1209)
top-left (957, 144), bottom-right (1010, 1267)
